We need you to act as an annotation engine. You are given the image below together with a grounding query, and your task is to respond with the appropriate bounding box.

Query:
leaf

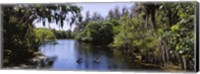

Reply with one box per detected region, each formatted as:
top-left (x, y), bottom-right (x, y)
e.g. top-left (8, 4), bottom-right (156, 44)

top-left (170, 24), bottom-right (180, 31)
top-left (159, 5), bottom-right (164, 9)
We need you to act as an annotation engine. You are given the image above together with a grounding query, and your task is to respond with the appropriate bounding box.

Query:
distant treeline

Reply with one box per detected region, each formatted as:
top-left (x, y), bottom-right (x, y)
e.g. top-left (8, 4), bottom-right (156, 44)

top-left (34, 28), bottom-right (73, 40)
top-left (51, 29), bottom-right (73, 39)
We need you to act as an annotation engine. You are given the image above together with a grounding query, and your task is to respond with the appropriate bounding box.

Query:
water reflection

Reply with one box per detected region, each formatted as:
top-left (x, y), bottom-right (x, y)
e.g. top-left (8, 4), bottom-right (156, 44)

top-left (39, 39), bottom-right (140, 71)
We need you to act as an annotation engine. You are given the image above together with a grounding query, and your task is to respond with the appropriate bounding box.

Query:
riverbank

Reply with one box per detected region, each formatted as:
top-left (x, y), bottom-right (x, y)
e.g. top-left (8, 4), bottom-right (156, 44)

top-left (3, 39), bottom-right (187, 72)
top-left (110, 47), bottom-right (184, 72)
top-left (3, 51), bottom-right (57, 69)
top-left (133, 55), bottom-right (184, 72)
top-left (76, 40), bottom-right (185, 72)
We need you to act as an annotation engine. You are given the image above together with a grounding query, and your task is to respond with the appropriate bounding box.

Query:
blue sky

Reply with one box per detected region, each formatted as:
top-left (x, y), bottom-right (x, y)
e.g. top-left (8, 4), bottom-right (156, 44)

top-left (34, 3), bottom-right (135, 31)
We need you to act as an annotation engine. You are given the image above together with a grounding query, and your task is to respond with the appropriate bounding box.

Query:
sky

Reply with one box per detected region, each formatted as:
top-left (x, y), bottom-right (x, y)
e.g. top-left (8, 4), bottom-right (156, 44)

top-left (34, 3), bottom-right (135, 31)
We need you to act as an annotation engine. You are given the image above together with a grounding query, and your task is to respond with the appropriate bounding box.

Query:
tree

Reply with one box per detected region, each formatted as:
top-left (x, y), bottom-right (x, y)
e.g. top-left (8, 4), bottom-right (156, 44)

top-left (107, 10), bottom-right (114, 20)
top-left (75, 21), bottom-right (114, 44)
top-left (111, 2), bottom-right (195, 71)
top-left (3, 4), bottom-right (81, 66)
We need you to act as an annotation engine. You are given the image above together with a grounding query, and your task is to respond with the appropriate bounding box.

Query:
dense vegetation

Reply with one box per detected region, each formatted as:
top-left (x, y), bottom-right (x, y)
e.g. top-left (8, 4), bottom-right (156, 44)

top-left (74, 2), bottom-right (195, 71)
top-left (3, 4), bottom-right (81, 66)
top-left (75, 21), bottom-right (114, 44)
top-left (33, 28), bottom-right (56, 45)
top-left (3, 2), bottom-right (196, 71)
top-left (52, 29), bottom-right (73, 39)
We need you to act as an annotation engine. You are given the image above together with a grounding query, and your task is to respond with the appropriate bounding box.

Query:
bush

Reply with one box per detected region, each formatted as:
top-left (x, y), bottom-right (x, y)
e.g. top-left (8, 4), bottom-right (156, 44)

top-left (33, 28), bottom-right (56, 45)
top-left (75, 21), bottom-right (114, 44)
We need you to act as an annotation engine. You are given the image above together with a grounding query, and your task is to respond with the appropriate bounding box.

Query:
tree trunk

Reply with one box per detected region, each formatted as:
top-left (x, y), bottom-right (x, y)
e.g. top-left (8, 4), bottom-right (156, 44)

top-left (181, 55), bottom-right (187, 70)
top-left (161, 41), bottom-right (166, 67)
top-left (165, 48), bottom-right (169, 63)
top-left (158, 43), bottom-right (164, 67)
top-left (145, 15), bottom-right (149, 31)
top-left (163, 40), bottom-right (169, 63)
top-left (150, 9), bottom-right (156, 32)
top-left (167, 9), bottom-right (172, 27)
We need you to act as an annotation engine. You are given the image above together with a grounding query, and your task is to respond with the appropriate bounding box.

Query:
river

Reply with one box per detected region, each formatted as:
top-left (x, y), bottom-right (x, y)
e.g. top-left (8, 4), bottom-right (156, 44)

top-left (39, 39), bottom-right (149, 71)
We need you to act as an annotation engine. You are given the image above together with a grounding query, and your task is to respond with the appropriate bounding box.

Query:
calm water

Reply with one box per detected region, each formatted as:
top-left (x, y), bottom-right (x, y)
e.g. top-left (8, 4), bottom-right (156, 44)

top-left (39, 39), bottom-right (143, 71)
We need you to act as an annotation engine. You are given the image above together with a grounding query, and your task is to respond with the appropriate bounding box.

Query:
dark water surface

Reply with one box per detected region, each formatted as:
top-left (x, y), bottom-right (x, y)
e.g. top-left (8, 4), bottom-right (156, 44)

top-left (39, 39), bottom-right (143, 71)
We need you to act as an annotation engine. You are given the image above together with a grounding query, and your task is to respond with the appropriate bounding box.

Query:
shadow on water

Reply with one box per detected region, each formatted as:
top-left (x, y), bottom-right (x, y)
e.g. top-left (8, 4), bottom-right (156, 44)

top-left (37, 39), bottom-right (162, 71)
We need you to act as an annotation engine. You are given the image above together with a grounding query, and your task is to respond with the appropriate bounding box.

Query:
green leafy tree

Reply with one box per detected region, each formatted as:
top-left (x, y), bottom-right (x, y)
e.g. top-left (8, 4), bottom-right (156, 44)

top-left (3, 4), bottom-right (81, 66)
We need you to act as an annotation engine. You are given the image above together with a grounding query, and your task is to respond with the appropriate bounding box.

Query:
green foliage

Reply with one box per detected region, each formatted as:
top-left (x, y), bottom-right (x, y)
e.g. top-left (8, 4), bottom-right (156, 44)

top-left (33, 28), bottom-right (56, 44)
top-left (3, 2), bottom-right (195, 70)
top-left (75, 21), bottom-right (114, 44)
top-left (110, 2), bottom-right (195, 70)
top-left (52, 29), bottom-right (73, 39)
top-left (73, 3), bottom-right (195, 70)
top-left (3, 4), bottom-right (81, 66)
